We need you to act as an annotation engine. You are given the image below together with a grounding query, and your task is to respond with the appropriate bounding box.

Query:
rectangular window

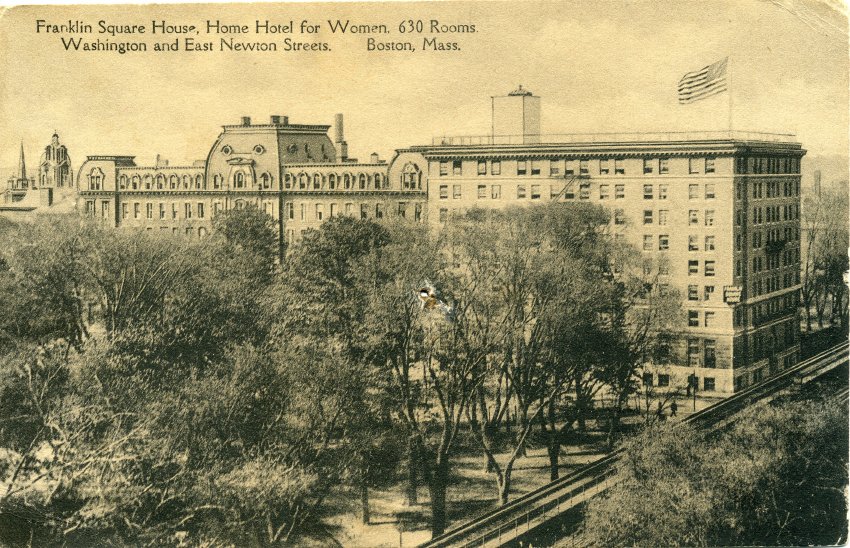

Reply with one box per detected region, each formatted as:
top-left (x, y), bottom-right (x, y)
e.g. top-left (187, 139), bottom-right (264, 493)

top-left (414, 203), bottom-right (422, 222)
top-left (121, 203), bottom-right (128, 219)
top-left (643, 184), bottom-right (653, 199)
top-left (704, 377), bottom-right (716, 391)
top-left (658, 184), bottom-right (668, 199)
top-left (614, 159), bottom-right (625, 175)
top-left (659, 158), bottom-right (669, 174)
top-left (491, 185), bottom-right (501, 199)
top-left (360, 204), bottom-right (368, 220)
top-left (689, 158), bottom-right (700, 174)
top-left (453, 184), bottom-right (461, 199)
top-left (517, 185), bottom-right (527, 199)
top-left (689, 260), bottom-right (699, 275)
top-left (599, 159), bottom-right (610, 175)
top-left (286, 202), bottom-right (294, 220)
top-left (439, 161), bottom-right (448, 176)
top-left (397, 202), bottom-right (406, 218)
top-left (197, 203), bottom-right (205, 219)
top-left (599, 184), bottom-right (610, 199)
top-left (300, 203), bottom-right (306, 221)
top-left (688, 310), bottom-right (699, 327)
top-left (452, 160), bottom-right (462, 176)
top-left (704, 311), bottom-right (716, 327)
top-left (657, 374), bottom-right (670, 387)
top-left (579, 182), bottom-right (590, 200)
top-left (531, 160), bottom-right (541, 176)
top-left (643, 235), bottom-right (653, 251)
top-left (658, 210), bottom-right (668, 225)
top-left (689, 210), bottom-right (699, 225)
top-left (614, 209), bottom-right (625, 225)
top-left (330, 203), bottom-right (337, 218)
top-left (564, 160), bottom-right (575, 176)
top-left (705, 260), bottom-right (716, 276)
top-left (688, 285), bottom-right (699, 301)
top-left (705, 236), bottom-right (715, 251)
top-left (643, 158), bottom-right (655, 174)
top-left (579, 159), bottom-right (589, 175)
top-left (705, 183), bottom-right (716, 199)
top-left (101, 201), bottom-right (109, 218)
top-left (704, 340), bottom-right (717, 368)
top-left (439, 185), bottom-right (448, 199)
top-left (689, 235), bottom-right (699, 251)
top-left (705, 158), bottom-right (715, 174)
top-left (704, 285), bottom-right (714, 301)
top-left (159, 203), bottom-right (166, 220)
top-left (146, 203), bottom-right (153, 219)
top-left (531, 185), bottom-right (541, 199)
top-left (477, 161), bottom-right (487, 175)
top-left (689, 184), bottom-right (699, 200)
top-left (345, 203), bottom-right (353, 215)
top-left (615, 184), bottom-right (625, 199)
top-left (172, 203), bottom-right (178, 220)
top-left (477, 185), bottom-right (487, 199)
top-left (375, 203), bottom-right (384, 219)
top-left (517, 160), bottom-right (527, 175)
top-left (491, 160), bottom-right (501, 175)
top-left (642, 373), bottom-right (653, 387)
top-left (549, 159), bottom-right (560, 176)
top-left (316, 204), bottom-right (324, 221)
top-left (688, 339), bottom-right (700, 367)
top-left (184, 203), bottom-right (192, 219)
top-left (658, 234), bottom-right (669, 251)
top-left (643, 210), bottom-right (653, 224)
top-left (705, 209), bottom-right (715, 226)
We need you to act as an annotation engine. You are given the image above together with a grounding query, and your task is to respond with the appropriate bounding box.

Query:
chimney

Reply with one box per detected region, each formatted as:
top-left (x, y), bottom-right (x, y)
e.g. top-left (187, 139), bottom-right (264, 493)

top-left (814, 170), bottom-right (822, 196)
top-left (241, 116), bottom-right (251, 126)
top-left (370, 152), bottom-right (379, 163)
top-left (282, 116), bottom-right (289, 125)
top-left (271, 115), bottom-right (281, 124)
top-left (334, 113), bottom-right (348, 161)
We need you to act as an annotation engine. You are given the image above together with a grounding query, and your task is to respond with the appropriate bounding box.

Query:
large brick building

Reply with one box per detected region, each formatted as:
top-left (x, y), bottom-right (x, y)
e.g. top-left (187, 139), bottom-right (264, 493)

top-left (77, 90), bottom-right (804, 394)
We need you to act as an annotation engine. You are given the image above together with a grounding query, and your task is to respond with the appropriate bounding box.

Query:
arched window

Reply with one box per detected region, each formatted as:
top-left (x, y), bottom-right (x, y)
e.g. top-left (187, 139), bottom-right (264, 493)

top-left (131, 175), bottom-right (140, 190)
top-left (198, 227), bottom-right (208, 238)
top-left (214, 174), bottom-right (223, 189)
top-left (119, 175), bottom-right (128, 190)
top-left (284, 173), bottom-right (292, 189)
top-left (359, 174), bottom-right (367, 190)
top-left (169, 175), bottom-right (178, 189)
top-left (234, 199), bottom-right (245, 209)
top-left (313, 174), bottom-right (321, 189)
top-left (298, 173), bottom-right (308, 189)
top-left (182, 175), bottom-right (189, 189)
top-left (328, 173), bottom-right (337, 189)
top-left (401, 163), bottom-right (421, 190)
top-left (374, 173), bottom-right (385, 189)
top-left (143, 174), bottom-right (152, 190)
top-left (343, 174), bottom-right (351, 189)
top-left (196, 175), bottom-right (203, 189)
top-left (260, 173), bottom-right (271, 189)
top-left (234, 172), bottom-right (245, 189)
top-left (156, 174), bottom-right (165, 189)
top-left (89, 168), bottom-right (104, 191)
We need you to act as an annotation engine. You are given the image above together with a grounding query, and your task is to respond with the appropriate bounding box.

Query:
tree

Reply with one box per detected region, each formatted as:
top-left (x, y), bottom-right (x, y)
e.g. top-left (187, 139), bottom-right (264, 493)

top-left (581, 399), bottom-right (849, 547)
top-left (212, 203), bottom-right (281, 269)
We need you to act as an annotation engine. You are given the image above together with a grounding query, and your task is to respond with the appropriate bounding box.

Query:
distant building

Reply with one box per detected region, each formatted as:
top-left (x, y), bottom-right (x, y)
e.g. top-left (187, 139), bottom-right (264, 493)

top-left (75, 114), bottom-right (427, 241)
top-left (1, 134), bottom-right (75, 220)
top-left (390, 88), bottom-right (804, 394)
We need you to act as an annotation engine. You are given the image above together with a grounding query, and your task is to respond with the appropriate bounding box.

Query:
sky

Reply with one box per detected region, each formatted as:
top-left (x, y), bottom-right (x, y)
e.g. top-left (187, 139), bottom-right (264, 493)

top-left (0, 0), bottom-right (847, 170)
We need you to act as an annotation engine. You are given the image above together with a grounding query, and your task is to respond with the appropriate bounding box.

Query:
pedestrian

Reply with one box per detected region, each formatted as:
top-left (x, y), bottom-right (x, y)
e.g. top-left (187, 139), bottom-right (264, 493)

top-left (656, 401), bottom-right (664, 420)
top-left (670, 400), bottom-right (678, 417)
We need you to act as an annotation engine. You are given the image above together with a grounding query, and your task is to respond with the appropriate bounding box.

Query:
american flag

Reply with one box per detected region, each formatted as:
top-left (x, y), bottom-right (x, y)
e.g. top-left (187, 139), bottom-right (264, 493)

top-left (678, 57), bottom-right (729, 104)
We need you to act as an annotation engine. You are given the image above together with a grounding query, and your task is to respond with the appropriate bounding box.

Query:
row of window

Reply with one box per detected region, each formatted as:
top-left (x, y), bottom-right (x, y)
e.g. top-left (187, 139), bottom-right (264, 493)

top-left (441, 157), bottom-right (719, 177)
top-left (642, 372), bottom-right (718, 392)
top-left (142, 226), bottom-right (209, 238)
top-left (283, 171), bottom-right (390, 191)
top-left (116, 172), bottom-right (206, 191)
top-left (687, 284), bottom-right (716, 302)
top-left (286, 201), bottom-right (423, 222)
top-left (688, 309), bottom-right (720, 328)
top-left (747, 180), bottom-right (801, 200)
top-left (735, 156), bottom-right (801, 175)
top-left (688, 260), bottom-right (717, 277)
top-left (688, 337), bottom-right (718, 368)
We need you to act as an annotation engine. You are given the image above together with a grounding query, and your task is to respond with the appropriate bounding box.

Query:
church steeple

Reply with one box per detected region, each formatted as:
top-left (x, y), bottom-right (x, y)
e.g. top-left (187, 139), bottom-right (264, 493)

top-left (17, 142), bottom-right (26, 180)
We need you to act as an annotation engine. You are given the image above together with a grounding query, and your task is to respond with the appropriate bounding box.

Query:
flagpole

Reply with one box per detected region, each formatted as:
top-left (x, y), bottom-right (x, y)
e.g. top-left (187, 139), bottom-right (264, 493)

top-left (727, 56), bottom-right (733, 134)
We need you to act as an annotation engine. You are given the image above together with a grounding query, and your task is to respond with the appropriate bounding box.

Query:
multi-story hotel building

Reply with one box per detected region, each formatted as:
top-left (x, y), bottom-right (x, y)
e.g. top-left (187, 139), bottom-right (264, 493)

top-left (76, 89), bottom-right (803, 394)
top-left (76, 114), bottom-right (427, 244)
top-left (391, 88), bottom-right (804, 394)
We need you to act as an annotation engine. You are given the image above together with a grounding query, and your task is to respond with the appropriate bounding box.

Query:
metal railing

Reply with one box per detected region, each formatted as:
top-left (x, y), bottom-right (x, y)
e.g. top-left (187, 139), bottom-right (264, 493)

top-left (430, 131), bottom-right (798, 147)
top-left (421, 340), bottom-right (849, 548)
